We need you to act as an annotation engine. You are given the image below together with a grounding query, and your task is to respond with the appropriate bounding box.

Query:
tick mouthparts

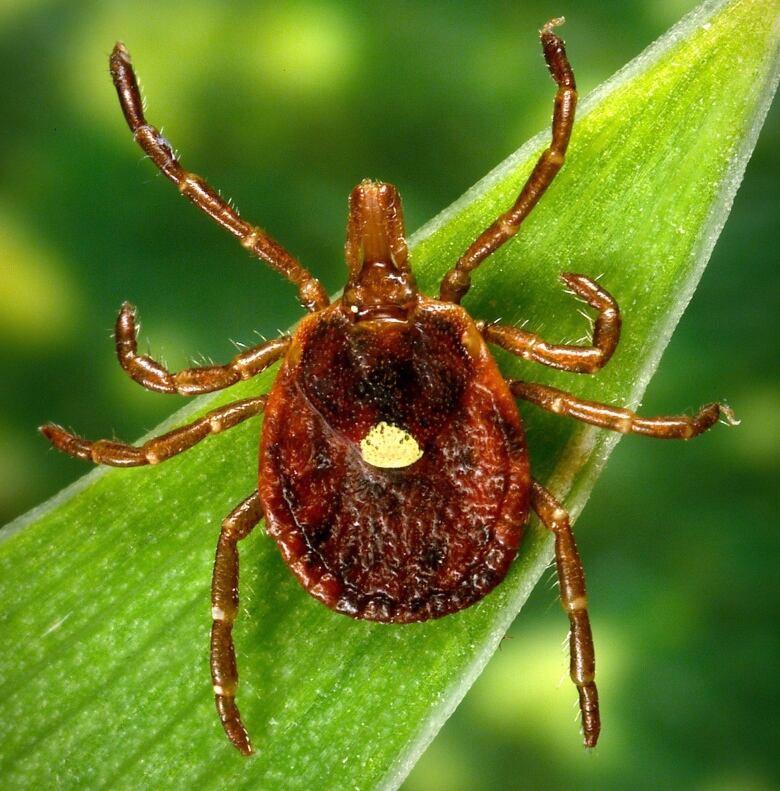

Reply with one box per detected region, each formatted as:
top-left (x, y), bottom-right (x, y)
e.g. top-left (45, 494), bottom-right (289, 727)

top-left (346, 180), bottom-right (410, 273)
top-left (359, 183), bottom-right (392, 264)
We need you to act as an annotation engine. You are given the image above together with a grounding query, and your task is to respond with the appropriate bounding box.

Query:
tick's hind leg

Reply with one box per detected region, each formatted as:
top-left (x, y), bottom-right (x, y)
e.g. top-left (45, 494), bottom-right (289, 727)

top-left (531, 480), bottom-right (600, 748)
top-left (483, 274), bottom-right (620, 374)
top-left (511, 381), bottom-right (738, 438)
top-left (440, 20), bottom-right (576, 303)
top-left (41, 397), bottom-right (265, 466)
top-left (211, 491), bottom-right (264, 756)
top-left (115, 303), bottom-right (290, 395)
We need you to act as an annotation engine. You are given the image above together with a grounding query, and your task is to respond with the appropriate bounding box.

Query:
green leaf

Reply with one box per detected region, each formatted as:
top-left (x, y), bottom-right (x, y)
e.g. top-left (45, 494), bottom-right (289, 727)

top-left (1, 1), bottom-right (776, 788)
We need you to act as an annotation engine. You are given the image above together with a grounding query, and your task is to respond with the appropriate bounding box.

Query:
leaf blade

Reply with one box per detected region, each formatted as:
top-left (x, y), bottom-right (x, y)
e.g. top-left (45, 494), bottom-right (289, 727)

top-left (1, 1), bottom-right (777, 789)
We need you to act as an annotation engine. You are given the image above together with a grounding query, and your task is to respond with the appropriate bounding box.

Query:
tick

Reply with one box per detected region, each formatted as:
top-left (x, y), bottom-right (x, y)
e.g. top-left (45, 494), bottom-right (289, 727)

top-left (41, 20), bottom-right (735, 755)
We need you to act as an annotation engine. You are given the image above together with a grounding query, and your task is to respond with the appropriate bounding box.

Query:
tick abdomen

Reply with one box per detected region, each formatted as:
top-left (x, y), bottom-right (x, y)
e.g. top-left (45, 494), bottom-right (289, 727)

top-left (260, 300), bottom-right (530, 622)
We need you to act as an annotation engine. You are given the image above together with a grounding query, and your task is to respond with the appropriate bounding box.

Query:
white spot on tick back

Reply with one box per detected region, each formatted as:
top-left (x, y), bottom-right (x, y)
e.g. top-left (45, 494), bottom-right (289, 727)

top-left (360, 421), bottom-right (423, 469)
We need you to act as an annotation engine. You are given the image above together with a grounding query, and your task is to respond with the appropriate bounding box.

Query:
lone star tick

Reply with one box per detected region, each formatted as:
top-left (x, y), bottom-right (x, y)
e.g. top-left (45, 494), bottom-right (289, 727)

top-left (41, 19), bottom-right (736, 755)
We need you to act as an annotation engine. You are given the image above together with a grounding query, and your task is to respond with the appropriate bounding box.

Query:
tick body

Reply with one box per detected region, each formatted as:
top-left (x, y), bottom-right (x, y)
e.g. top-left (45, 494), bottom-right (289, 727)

top-left (261, 285), bottom-right (530, 623)
top-left (42, 20), bottom-right (734, 756)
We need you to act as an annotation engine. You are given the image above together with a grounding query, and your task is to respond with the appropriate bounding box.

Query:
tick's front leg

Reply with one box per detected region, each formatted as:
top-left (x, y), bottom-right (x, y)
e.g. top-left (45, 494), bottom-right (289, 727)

top-left (531, 480), bottom-right (600, 748)
top-left (482, 273), bottom-right (620, 373)
top-left (109, 43), bottom-right (328, 312)
top-left (211, 491), bottom-right (264, 756)
top-left (439, 19), bottom-right (577, 303)
top-left (115, 303), bottom-right (290, 395)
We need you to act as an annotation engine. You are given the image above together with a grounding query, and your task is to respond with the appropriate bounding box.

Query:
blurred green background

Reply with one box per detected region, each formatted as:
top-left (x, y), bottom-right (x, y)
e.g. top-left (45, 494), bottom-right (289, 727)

top-left (1, 1), bottom-right (777, 789)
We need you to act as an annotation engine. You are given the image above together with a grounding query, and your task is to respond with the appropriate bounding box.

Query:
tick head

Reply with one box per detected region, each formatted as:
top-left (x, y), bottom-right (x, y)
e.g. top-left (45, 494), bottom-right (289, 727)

top-left (342, 180), bottom-right (418, 324)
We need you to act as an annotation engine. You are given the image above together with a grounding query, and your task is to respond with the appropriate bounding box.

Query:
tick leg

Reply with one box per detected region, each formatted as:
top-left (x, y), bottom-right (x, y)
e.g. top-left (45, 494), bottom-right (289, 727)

top-left (510, 381), bottom-right (738, 438)
top-left (440, 19), bottom-right (576, 303)
top-left (115, 303), bottom-right (290, 395)
top-left (109, 43), bottom-right (328, 313)
top-left (531, 480), bottom-right (600, 748)
top-left (211, 491), bottom-right (264, 756)
top-left (482, 274), bottom-right (620, 373)
top-left (40, 396), bottom-right (265, 466)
